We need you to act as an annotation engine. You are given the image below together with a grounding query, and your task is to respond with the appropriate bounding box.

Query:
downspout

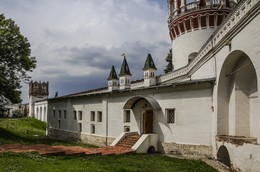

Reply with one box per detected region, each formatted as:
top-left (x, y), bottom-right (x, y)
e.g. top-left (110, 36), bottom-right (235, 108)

top-left (105, 96), bottom-right (108, 146)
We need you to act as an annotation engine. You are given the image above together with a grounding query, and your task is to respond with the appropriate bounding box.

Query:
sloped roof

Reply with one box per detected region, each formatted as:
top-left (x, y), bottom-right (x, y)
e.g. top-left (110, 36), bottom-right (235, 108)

top-left (119, 56), bottom-right (132, 76)
top-left (107, 65), bottom-right (119, 80)
top-left (143, 53), bottom-right (157, 70)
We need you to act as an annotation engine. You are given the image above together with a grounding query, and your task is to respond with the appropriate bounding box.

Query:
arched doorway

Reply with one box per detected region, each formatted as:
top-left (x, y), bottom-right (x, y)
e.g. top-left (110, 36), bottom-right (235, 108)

top-left (123, 96), bottom-right (161, 134)
top-left (217, 50), bottom-right (258, 137)
top-left (217, 145), bottom-right (231, 167)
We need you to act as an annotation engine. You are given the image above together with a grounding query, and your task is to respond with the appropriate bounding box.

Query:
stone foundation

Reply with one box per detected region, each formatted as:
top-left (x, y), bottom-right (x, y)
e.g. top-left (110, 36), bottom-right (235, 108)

top-left (159, 142), bottom-right (212, 157)
top-left (47, 128), bottom-right (115, 147)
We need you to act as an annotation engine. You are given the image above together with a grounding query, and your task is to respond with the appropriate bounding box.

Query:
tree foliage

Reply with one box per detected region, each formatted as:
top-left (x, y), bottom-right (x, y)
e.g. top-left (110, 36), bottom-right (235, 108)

top-left (164, 49), bottom-right (173, 74)
top-left (0, 14), bottom-right (36, 103)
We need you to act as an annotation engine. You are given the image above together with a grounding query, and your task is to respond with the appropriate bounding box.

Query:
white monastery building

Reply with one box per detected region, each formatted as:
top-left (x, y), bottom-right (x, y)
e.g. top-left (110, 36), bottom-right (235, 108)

top-left (29, 0), bottom-right (260, 171)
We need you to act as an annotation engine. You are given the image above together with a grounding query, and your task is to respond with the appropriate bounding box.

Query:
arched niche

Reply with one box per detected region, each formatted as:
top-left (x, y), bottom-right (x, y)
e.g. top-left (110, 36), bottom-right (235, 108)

top-left (217, 50), bottom-right (258, 137)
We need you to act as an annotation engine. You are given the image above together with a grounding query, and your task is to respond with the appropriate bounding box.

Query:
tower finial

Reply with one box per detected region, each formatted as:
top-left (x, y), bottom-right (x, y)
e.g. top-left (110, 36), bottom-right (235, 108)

top-left (121, 52), bottom-right (126, 59)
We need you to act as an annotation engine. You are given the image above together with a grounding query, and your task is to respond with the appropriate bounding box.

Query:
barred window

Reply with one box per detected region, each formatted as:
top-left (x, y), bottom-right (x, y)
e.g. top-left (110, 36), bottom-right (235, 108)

top-left (166, 109), bottom-right (175, 124)
top-left (124, 110), bottom-right (131, 123)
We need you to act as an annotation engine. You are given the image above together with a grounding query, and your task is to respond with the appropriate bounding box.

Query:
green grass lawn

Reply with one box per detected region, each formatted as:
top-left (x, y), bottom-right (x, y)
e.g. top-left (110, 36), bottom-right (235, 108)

top-left (0, 118), bottom-right (96, 147)
top-left (0, 118), bottom-right (218, 172)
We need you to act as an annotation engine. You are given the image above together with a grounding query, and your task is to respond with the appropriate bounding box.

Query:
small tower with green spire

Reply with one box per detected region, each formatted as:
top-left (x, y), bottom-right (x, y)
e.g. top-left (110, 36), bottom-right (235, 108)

top-left (143, 53), bottom-right (157, 87)
top-left (107, 65), bottom-right (119, 91)
top-left (119, 53), bottom-right (132, 90)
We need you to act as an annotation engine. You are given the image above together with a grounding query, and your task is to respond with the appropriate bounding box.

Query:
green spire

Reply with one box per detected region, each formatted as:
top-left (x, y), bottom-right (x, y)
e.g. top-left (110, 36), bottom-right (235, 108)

top-left (119, 55), bottom-right (132, 76)
top-left (107, 65), bottom-right (118, 80)
top-left (143, 53), bottom-right (157, 70)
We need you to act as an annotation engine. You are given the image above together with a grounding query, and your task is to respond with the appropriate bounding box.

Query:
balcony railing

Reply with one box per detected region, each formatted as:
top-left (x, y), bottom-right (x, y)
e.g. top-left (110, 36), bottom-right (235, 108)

top-left (186, 1), bottom-right (200, 11)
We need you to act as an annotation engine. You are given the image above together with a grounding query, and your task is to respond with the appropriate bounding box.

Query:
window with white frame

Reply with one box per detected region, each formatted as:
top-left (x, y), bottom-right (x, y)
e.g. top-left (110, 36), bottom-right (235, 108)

top-left (90, 111), bottom-right (95, 121)
top-left (97, 111), bottom-right (102, 122)
top-left (78, 111), bottom-right (82, 120)
top-left (124, 110), bottom-right (131, 123)
top-left (166, 109), bottom-right (175, 123)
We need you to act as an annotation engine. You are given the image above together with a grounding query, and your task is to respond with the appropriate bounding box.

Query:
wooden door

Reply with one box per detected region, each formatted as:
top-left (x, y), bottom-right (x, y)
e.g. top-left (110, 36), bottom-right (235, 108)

top-left (143, 110), bottom-right (153, 134)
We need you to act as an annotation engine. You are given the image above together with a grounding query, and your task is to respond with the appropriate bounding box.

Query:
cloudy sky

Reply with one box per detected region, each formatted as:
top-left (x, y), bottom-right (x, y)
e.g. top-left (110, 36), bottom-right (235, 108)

top-left (0, 0), bottom-right (171, 103)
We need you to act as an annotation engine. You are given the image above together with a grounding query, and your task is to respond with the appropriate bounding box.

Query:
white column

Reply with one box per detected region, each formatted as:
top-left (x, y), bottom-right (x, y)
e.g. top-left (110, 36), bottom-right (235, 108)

top-left (177, 23), bottom-right (181, 35)
top-left (173, 26), bottom-right (177, 37)
top-left (190, 18), bottom-right (194, 31)
top-left (183, 20), bottom-right (187, 33)
top-left (206, 15), bottom-right (210, 29)
top-left (214, 14), bottom-right (218, 28)
top-left (198, 16), bottom-right (201, 29)
top-left (180, 0), bottom-right (186, 13)
top-left (174, 0), bottom-right (178, 16)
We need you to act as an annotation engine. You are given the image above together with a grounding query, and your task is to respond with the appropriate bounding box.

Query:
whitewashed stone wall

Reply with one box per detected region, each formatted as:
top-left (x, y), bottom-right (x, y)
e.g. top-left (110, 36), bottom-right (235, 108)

top-left (172, 29), bottom-right (215, 70)
top-left (34, 100), bottom-right (48, 122)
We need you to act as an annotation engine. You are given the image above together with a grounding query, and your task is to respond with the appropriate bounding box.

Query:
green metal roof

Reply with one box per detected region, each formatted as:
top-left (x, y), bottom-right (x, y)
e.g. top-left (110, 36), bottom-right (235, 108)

top-left (107, 65), bottom-right (118, 80)
top-left (119, 56), bottom-right (132, 76)
top-left (143, 53), bottom-right (157, 70)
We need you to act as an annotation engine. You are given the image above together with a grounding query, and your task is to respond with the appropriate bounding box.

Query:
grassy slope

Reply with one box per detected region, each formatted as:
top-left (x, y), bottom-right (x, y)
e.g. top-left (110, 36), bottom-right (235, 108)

top-left (0, 118), bottom-right (217, 172)
top-left (0, 118), bottom-right (96, 147)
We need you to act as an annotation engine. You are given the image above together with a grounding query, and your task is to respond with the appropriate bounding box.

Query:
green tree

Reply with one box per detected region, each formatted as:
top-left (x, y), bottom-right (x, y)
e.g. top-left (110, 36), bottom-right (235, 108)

top-left (0, 14), bottom-right (36, 104)
top-left (164, 49), bottom-right (173, 74)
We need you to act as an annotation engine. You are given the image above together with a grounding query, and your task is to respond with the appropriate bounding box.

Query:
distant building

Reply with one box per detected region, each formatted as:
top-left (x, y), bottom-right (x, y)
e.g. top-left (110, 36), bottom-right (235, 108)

top-left (32, 0), bottom-right (260, 171)
top-left (29, 81), bottom-right (49, 122)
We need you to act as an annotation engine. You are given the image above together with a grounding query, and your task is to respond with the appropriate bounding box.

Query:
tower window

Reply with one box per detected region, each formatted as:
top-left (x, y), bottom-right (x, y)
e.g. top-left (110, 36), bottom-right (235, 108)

top-left (166, 109), bottom-right (175, 124)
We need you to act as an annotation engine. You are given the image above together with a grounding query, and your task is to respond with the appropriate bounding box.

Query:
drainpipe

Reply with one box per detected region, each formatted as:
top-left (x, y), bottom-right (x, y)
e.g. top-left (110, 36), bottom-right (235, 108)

top-left (105, 96), bottom-right (108, 146)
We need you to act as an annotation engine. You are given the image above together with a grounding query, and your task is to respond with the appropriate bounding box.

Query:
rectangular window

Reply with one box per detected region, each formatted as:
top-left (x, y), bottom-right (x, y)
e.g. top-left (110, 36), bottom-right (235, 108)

top-left (78, 111), bottom-right (82, 120)
top-left (78, 123), bottom-right (82, 132)
top-left (166, 109), bottom-right (175, 124)
top-left (90, 111), bottom-right (95, 121)
top-left (124, 110), bottom-right (131, 123)
top-left (53, 110), bottom-right (56, 118)
top-left (91, 124), bottom-right (95, 134)
top-left (73, 111), bottom-right (77, 120)
top-left (59, 110), bottom-right (62, 118)
top-left (64, 110), bottom-right (67, 119)
top-left (97, 111), bottom-right (102, 122)
top-left (58, 120), bottom-right (61, 128)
